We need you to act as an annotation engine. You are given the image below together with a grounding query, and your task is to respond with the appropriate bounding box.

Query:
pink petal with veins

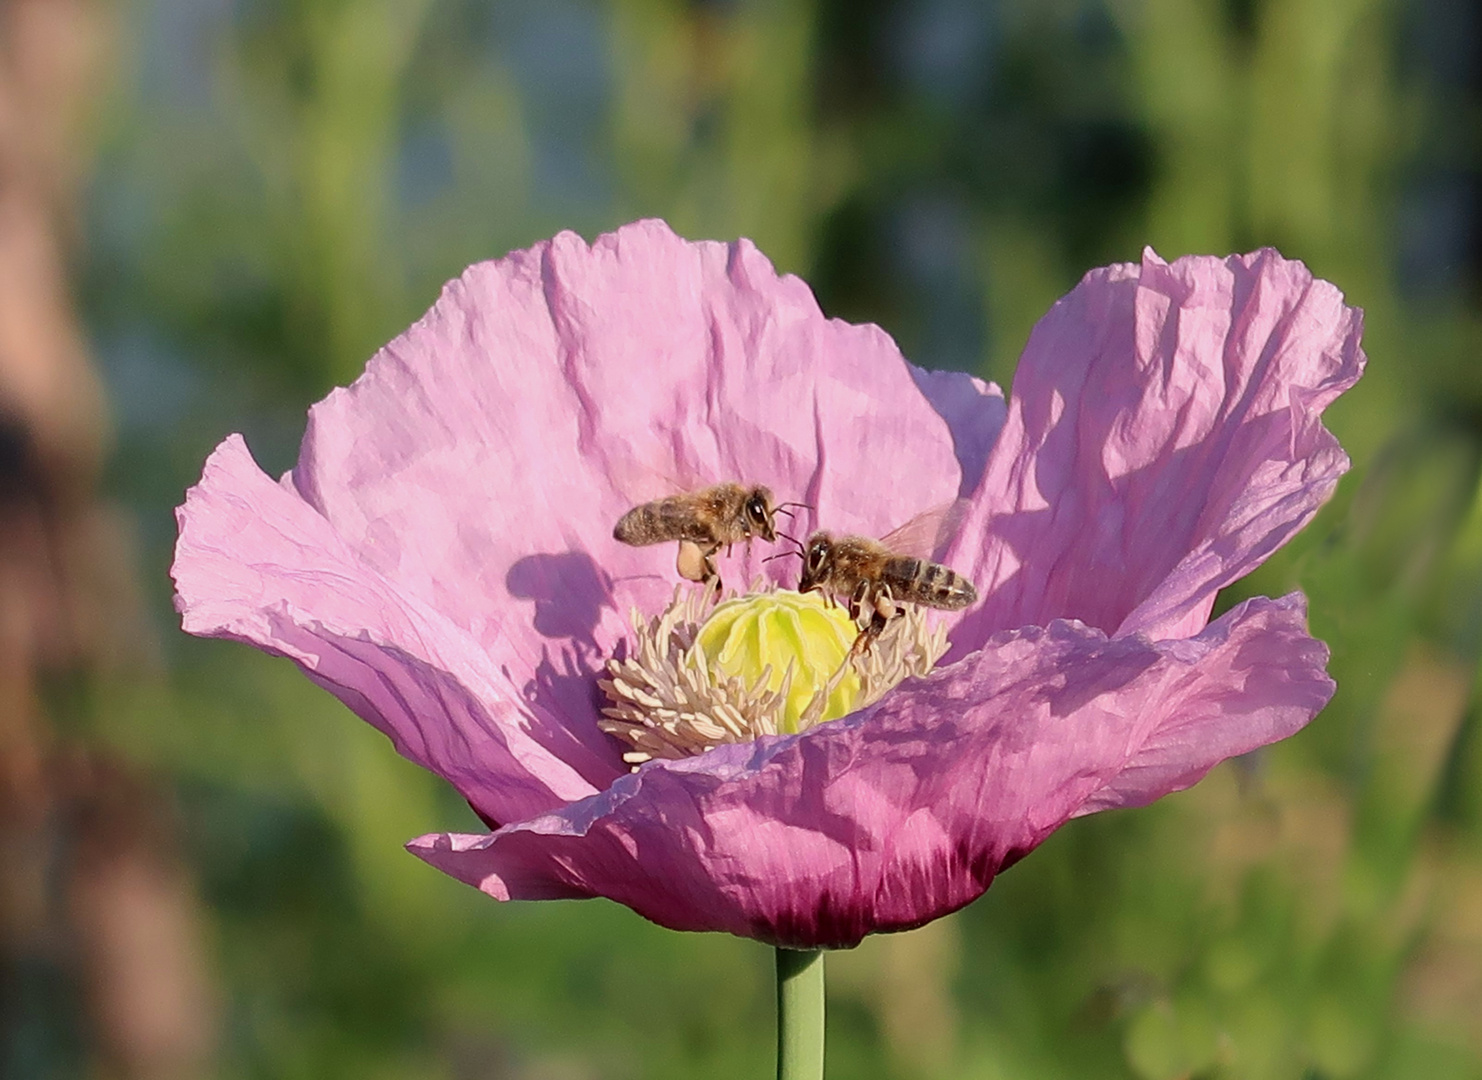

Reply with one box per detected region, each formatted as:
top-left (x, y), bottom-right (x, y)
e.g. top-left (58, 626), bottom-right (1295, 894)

top-left (947, 247), bottom-right (1363, 654)
top-left (410, 595), bottom-right (1329, 947)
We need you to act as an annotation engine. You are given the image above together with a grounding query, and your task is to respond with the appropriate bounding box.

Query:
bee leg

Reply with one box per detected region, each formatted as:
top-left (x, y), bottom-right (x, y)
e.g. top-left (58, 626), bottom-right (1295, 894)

top-left (850, 612), bottom-right (887, 656)
top-left (868, 620), bottom-right (888, 653)
top-left (850, 587), bottom-right (896, 657)
top-left (847, 584), bottom-right (877, 656)
top-left (872, 584), bottom-right (897, 625)
top-left (675, 540), bottom-right (710, 583)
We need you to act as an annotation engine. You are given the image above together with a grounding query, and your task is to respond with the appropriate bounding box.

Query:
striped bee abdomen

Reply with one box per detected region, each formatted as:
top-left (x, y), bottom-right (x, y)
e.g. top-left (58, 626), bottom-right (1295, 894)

top-left (614, 498), bottom-right (697, 545)
top-left (883, 557), bottom-right (977, 610)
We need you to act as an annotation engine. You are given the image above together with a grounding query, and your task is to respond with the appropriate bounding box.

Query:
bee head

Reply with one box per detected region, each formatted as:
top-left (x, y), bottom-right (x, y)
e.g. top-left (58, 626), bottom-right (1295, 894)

top-left (798, 533), bottom-right (833, 593)
top-left (745, 486), bottom-right (777, 542)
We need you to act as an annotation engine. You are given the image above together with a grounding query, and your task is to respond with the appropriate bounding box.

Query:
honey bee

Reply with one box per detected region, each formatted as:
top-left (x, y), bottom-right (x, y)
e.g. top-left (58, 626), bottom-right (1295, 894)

top-left (797, 511), bottom-right (977, 651)
top-left (613, 483), bottom-right (787, 588)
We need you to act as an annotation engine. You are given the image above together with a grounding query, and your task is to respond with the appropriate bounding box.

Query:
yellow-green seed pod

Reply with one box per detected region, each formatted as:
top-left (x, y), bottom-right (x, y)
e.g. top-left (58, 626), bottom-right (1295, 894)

top-left (695, 590), bottom-right (862, 734)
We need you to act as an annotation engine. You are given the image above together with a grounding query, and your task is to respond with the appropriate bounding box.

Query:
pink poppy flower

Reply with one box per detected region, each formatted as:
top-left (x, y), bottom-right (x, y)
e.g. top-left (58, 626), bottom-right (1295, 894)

top-left (172, 220), bottom-right (1363, 949)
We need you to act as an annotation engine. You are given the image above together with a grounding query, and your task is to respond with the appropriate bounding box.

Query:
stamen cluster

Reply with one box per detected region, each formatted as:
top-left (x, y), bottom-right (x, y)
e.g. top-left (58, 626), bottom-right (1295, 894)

top-left (599, 583), bottom-right (948, 766)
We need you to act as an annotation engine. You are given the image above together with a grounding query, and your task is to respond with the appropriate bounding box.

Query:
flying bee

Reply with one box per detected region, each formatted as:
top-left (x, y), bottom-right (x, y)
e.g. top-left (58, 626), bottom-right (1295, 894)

top-left (613, 483), bottom-right (802, 589)
top-left (796, 507), bottom-right (977, 652)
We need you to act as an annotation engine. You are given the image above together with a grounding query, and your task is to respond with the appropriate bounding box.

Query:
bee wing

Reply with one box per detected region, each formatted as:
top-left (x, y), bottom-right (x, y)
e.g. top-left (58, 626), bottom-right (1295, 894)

top-left (607, 458), bottom-right (708, 510)
top-left (878, 499), bottom-right (969, 561)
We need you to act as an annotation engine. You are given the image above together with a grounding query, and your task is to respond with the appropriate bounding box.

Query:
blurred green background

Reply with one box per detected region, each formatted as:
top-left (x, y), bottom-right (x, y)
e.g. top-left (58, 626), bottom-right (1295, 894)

top-left (5, 0), bottom-right (1482, 1077)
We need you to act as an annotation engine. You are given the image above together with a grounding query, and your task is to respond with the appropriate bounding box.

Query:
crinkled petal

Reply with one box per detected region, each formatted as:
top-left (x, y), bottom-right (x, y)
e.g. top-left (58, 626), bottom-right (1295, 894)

top-left (948, 248), bottom-right (1364, 653)
top-left (285, 220), bottom-right (966, 747)
top-left (173, 434), bottom-right (617, 824)
top-left (408, 592), bottom-right (1330, 948)
top-left (907, 365), bottom-right (1007, 498)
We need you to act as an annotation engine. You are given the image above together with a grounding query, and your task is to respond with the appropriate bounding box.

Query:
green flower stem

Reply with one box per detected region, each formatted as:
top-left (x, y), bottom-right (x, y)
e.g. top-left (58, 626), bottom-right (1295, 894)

top-left (775, 947), bottom-right (825, 1080)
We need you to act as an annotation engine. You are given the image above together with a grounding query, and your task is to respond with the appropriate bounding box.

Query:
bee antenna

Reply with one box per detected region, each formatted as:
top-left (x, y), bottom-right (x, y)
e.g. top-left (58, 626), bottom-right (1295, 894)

top-left (762, 549), bottom-right (799, 564)
top-left (776, 531), bottom-right (807, 554)
top-left (775, 502), bottom-right (814, 514)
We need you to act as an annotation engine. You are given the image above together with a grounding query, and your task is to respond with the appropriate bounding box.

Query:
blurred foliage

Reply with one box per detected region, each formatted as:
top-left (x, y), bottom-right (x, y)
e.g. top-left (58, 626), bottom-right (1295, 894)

top-left (40, 0), bottom-right (1482, 1076)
